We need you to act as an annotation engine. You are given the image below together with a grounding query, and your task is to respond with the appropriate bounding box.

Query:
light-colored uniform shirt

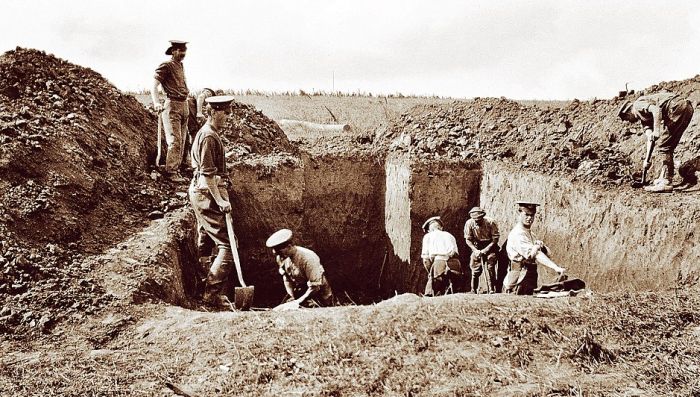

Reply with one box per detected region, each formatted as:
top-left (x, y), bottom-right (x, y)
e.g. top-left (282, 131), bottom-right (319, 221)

top-left (632, 92), bottom-right (677, 137)
top-left (279, 246), bottom-right (327, 290)
top-left (506, 224), bottom-right (547, 262)
top-left (464, 217), bottom-right (500, 246)
top-left (421, 230), bottom-right (459, 261)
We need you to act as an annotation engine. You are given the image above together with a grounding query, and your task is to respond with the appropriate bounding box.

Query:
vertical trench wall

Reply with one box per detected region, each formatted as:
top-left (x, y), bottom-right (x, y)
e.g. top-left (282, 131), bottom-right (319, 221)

top-left (382, 152), bottom-right (482, 294)
top-left (229, 151), bottom-right (482, 303)
top-left (229, 155), bottom-right (386, 304)
top-left (227, 150), bottom-right (698, 301)
top-left (480, 161), bottom-right (700, 291)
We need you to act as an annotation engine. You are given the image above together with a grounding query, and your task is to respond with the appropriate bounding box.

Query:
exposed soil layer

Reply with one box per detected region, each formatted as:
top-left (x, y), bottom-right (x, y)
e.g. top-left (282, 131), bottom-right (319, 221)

top-left (227, 154), bottom-right (387, 305)
top-left (382, 152), bottom-right (482, 294)
top-left (216, 100), bottom-right (298, 158)
top-left (480, 161), bottom-right (700, 291)
top-left (1, 47), bottom-right (699, 396)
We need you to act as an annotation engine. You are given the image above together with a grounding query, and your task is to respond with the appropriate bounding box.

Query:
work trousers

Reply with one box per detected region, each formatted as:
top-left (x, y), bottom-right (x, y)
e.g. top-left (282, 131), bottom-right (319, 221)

top-left (657, 97), bottom-right (694, 182)
top-left (503, 260), bottom-right (538, 295)
top-left (161, 99), bottom-right (189, 173)
top-left (202, 247), bottom-right (234, 304)
top-left (470, 251), bottom-right (498, 294)
top-left (424, 258), bottom-right (463, 296)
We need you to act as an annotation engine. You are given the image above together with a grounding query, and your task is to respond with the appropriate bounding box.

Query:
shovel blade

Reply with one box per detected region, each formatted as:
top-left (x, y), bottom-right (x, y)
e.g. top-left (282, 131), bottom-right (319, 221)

top-left (234, 286), bottom-right (254, 310)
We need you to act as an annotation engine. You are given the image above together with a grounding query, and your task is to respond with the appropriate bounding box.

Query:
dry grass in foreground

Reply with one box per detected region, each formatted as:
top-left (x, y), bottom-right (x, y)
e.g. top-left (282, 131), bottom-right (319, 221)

top-left (1, 291), bottom-right (698, 396)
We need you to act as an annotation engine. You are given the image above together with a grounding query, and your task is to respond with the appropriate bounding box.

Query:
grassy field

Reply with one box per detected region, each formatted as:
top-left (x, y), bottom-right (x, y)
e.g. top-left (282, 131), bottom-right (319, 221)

top-left (132, 92), bottom-right (570, 137)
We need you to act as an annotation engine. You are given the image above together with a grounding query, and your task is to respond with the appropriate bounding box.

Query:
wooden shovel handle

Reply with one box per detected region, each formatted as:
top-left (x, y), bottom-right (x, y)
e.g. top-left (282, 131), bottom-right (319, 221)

top-left (225, 213), bottom-right (247, 287)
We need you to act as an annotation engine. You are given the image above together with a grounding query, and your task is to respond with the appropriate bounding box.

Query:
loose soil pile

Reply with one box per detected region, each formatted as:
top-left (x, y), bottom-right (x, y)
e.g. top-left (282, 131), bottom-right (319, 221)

top-left (0, 47), bottom-right (171, 337)
top-left (215, 100), bottom-right (297, 158)
top-left (382, 80), bottom-right (700, 186)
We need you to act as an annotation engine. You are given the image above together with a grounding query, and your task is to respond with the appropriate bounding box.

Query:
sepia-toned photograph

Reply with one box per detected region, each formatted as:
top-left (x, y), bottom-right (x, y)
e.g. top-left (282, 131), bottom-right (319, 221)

top-left (1, 1), bottom-right (699, 395)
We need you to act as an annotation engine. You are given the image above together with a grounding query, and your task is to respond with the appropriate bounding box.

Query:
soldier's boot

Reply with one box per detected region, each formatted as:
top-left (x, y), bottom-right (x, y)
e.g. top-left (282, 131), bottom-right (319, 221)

top-left (646, 153), bottom-right (674, 193)
top-left (486, 267), bottom-right (497, 294)
top-left (471, 276), bottom-right (480, 294)
top-left (202, 248), bottom-right (234, 308)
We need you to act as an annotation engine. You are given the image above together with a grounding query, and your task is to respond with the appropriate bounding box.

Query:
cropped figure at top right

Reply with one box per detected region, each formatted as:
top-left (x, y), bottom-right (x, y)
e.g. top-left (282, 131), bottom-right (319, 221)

top-left (618, 91), bottom-right (694, 193)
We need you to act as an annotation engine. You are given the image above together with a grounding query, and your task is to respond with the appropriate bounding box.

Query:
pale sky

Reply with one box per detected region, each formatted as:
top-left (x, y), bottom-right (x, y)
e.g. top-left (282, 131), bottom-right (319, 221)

top-left (2, 0), bottom-right (699, 99)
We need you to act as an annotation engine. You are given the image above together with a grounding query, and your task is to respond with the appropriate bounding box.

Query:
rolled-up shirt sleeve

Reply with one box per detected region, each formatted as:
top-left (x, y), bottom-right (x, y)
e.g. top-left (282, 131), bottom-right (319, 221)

top-left (154, 62), bottom-right (170, 84)
top-left (197, 137), bottom-right (219, 176)
top-left (448, 233), bottom-right (458, 256)
top-left (421, 234), bottom-right (431, 259)
top-left (302, 255), bottom-right (324, 289)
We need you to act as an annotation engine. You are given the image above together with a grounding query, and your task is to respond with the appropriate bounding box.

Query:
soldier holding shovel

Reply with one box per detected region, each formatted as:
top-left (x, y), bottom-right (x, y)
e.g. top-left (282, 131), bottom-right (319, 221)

top-left (464, 207), bottom-right (500, 294)
top-left (189, 95), bottom-right (240, 308)
top-left (266, 229), bottom-right (335, 311)
top-left (421, 216), bottom-right (462, 296)
top-left (618, 91), bottom-right (694, 192)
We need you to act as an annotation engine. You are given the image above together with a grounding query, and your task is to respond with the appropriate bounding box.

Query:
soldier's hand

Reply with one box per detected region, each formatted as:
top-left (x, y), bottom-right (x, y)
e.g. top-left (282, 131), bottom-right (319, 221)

top-left (273, 301), bottom-right (300, 311)
top-left (219, 201), bottom-right (232, 213)
top-left (196, 113), bottom-right (206, 123)
top-left (153, 102), bottom-right (163, 112)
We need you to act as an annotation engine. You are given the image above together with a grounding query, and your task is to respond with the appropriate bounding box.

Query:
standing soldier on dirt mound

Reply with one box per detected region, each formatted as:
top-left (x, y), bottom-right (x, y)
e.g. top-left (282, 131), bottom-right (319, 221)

top-left (189, 95), bottom-right (237, 308)
top-left (503, 201), bottom-right (566, 295)
top-left (618, 91), bottom-right (694, 193)
top-left (151, 40), bottom-right (190, 182)
top-left (421, 216), bottom-right (463, 296)
top-left (266, 229), bottom-right (335, 311)
top-left (464, 207), bottom-right (500, 294)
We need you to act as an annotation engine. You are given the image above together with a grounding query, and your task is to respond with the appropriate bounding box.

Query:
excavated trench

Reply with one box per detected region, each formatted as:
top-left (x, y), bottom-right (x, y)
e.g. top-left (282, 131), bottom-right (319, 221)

top-left (112, 151), bottom-right (699, 309)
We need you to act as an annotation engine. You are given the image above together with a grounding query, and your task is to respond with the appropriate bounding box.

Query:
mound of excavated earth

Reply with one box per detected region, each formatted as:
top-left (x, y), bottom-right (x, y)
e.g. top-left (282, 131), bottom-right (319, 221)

top-left (220, 100), bottom-right (298, 158)
top-left (382, 82), bottom-right (700, 187)
top-left (0, 48), bottom-right (304, 338)
top-left (0, 48), bottom-right (178, 337)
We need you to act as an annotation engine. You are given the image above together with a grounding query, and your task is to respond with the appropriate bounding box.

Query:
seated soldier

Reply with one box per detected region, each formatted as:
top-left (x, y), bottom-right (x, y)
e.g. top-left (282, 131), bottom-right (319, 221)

top-left (421, 216), bottom-right (463, 296)
top-left (503, 201), bottom-right (566, 295)
top-left (266, 229), bottom-right (335, 311)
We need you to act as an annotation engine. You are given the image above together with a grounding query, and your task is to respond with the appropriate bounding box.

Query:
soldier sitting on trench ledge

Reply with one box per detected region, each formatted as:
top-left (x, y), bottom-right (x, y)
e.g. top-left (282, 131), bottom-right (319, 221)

top-left (421, 216), bottom-right (463, 296)
top-left (266, 229), bottom-right (335, 311)
top-left (503, 201), bottom-right (566, 295)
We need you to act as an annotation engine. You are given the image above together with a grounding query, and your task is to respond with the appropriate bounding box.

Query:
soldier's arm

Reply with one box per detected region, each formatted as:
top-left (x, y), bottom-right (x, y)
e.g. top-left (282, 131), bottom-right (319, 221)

top-left (197, 138), bottom-right (230, 212)
top-left (151, 79), bottom-right (162, 111)
top-left (484, 222), bottom-right (500, 253)
top-left (463, 221), bottom-right (480, 253)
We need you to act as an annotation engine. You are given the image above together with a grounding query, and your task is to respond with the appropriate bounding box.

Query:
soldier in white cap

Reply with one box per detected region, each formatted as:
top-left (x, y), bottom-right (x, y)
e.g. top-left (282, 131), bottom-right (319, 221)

top-left (464, 206), bottom-right (500, 294)
top-left (151, 40), bottom-right (190, 182)
top-left (420, 216), bottom-right (462, 296)
top-left (188, 95), bottom-right (236, 307)
top-left (618, 91), bottom-right (694, 192)
top-left (266, 229), bottom-right (335, 311)
top-left (503, 201), bottom-right (566, 295)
